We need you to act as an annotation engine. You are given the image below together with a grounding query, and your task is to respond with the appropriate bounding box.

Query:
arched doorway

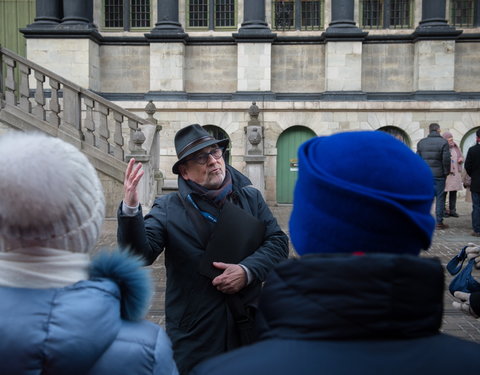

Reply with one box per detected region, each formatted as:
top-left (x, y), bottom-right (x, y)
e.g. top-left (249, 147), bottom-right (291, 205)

top-left (276, 126), bottom-right (316, 204)
top-left (377, 126), bottom-right (411, 147)
top-left (203, 125), bottom-right (231, 164)
top-left (461, 127), bottom-right (480, 157)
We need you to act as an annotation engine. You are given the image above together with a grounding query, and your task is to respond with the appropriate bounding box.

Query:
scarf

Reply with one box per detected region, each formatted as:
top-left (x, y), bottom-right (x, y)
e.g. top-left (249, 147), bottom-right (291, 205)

top-left (0, 247), bottom-right (90, 289)
top-left (186, 169), bottom-right (233, 208)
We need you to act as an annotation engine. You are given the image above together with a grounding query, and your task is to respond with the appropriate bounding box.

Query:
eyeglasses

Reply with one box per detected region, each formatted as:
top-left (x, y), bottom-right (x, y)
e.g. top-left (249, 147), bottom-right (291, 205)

top-left (184, 147), bottom-right (225, 165)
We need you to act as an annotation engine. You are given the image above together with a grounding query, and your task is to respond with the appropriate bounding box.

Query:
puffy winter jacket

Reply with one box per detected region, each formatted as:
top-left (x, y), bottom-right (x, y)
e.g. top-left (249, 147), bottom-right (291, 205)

top-left (417, 131), bottom-right (451, 178)
top-left (191, 254), bottom-right (480, 375)
top-left (0, 251), bottom-right (178, 375)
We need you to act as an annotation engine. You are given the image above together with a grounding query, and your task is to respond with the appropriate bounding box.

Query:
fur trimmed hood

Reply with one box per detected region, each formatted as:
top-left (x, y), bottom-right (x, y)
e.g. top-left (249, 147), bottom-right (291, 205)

top-left (89, 250), bottom-right (153, 321)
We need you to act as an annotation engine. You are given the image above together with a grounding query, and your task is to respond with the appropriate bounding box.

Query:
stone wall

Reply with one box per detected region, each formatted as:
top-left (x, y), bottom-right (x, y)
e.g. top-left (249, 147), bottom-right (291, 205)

top-left (362, 43), bottom-right (414, 92)
top-left (118, 100), bottom-right (480, 203)
top-left (272, 44), bottom-right (325, 93)
top-left (185, 45), bottom-right (237, 92)
top-left (455, 42), bottom-right (480, 91)
top-left (100, 45), bottom-right (150, 93)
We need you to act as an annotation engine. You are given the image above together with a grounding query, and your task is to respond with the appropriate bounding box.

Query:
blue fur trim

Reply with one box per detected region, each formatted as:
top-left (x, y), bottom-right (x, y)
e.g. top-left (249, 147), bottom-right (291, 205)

top-left (89, 250), bottom-right (152, 321)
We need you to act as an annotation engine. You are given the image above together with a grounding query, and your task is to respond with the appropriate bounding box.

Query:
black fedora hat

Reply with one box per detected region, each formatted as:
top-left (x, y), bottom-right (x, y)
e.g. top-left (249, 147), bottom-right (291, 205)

top-left (172, 124), bottom-right (229, 174)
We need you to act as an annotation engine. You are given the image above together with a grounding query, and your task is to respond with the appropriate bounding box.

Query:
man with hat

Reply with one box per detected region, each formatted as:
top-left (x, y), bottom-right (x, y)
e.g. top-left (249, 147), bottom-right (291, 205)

top-left (117, 124), bottom-right (289, 374)
top-left (191, 131), bottom-right (479, 375)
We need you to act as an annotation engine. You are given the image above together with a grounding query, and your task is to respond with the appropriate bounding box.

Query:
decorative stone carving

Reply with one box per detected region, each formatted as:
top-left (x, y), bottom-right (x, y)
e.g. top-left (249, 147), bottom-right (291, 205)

top-left (131, 128), bottom-right (147, 155)
top-left (145, 100), bottom-right (157, 124)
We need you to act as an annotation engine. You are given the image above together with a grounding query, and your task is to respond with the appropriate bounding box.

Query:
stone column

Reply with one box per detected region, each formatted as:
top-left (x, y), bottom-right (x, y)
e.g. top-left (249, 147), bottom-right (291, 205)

top-left (238, 0), bottom-right (271, 34)
top-left (22, 0), bottom-right (100, 90)
top-left (59, 0), bottom-right (95, 29)
top-left (150, 0), bottom-right (185, 34)
top-left (244, 102), bottom-right (265, 196)
top-left (27, 0), bottom-right (62, 29)
top-left (233, 0), bottom-right (275, 96)
top-left (146, 0), bottom-right (187, 95)
top-left (413, 0), bottom-right (461, 92)
top-left (323, 0), bottom-right (367, 93)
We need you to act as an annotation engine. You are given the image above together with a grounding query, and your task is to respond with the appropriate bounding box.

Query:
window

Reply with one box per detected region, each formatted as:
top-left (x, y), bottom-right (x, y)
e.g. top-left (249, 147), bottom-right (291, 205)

top-left (188, 0), bottom-right (236, 30)
top-left (360, 0), bottom-right (412, 29)
top-left (104, 0), bottom-right (151, 30)
top-left (450, 0), bottom-right (475, 27)
top-left (273, 0), bottom-right (324, 31)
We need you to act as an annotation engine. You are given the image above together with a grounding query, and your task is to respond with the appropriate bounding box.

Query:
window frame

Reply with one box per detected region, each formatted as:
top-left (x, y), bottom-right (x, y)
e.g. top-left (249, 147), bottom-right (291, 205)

top-left (186, 0), bottom-right (237, 31)
top-left (360, 0), bottom-right (413, 30)
top-left (103, 0), bottom-right (152, 31)
top-left (449, 0), bottom-right (480, 28)
top-left (272, 0), bottom-right (324, 31)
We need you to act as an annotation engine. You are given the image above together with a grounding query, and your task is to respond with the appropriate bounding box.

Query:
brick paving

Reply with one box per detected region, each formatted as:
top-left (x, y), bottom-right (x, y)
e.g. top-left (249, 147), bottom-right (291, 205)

top-left (99, 199), bottom-right (480, 343)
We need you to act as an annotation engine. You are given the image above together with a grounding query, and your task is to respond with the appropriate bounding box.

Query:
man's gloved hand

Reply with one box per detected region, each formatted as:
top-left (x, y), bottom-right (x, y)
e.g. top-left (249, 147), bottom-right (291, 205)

top-left (453, 291), bottom-right (480, 319)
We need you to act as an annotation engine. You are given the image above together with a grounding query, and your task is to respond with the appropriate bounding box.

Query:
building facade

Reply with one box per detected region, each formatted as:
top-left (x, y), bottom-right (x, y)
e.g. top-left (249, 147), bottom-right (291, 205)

top-left (6, 0), bottom-right (480, 203)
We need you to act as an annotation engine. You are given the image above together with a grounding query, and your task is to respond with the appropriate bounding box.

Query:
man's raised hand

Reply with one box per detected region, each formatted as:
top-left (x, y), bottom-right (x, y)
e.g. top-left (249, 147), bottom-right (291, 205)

top-left (123, 158), bottom-right (144, 207)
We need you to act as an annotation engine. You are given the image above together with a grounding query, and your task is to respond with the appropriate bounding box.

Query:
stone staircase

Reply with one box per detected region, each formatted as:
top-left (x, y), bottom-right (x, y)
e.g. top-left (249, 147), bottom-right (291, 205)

top-left (0, 46), bottom-right (162, 218)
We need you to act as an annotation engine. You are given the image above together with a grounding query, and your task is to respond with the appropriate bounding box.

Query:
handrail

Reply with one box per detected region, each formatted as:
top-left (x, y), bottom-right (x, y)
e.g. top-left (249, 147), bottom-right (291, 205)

top-left (0, 45), bottom-right (162, 211)
top-left (0, 45), bottom-right (148, 163)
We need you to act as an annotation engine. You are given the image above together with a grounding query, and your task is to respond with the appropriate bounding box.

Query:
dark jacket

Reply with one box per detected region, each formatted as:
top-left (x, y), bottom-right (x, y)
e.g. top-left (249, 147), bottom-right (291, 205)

top-left (0, 251), bottom-right (178, 375)
top-left (465, 143), bottom-right (480, 192)
top-left (417, 131), bottom-right (451, 178)
top-left (117, 165), bottom-right (289, 374)
top-left (191, 254), bottom-right (480, 375)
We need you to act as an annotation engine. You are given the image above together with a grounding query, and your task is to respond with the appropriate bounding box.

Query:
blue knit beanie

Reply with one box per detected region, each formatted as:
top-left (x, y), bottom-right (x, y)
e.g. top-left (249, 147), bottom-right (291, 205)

top-left (289, 131), bottom-right (435, 256)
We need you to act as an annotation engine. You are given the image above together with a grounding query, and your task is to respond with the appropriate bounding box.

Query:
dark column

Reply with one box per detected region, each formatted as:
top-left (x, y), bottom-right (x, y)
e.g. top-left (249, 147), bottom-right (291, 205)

top-left (27, 0), bottom-right (62, 29)
top-left (58, 0), bottom-right (95, 29)
top-left (414, 0), bottom-right (461, 38)
top-left (236, 0), bottom-right (273, 37)
top-left (324, 0), bottom-right (367, 39)
top-left (147, 0), bottom-right (186, 39)
top-left (476, 0), bottom-right (480, 27)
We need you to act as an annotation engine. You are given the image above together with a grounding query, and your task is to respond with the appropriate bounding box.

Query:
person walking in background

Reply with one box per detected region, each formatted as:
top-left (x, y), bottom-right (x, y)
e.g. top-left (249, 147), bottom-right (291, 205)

top-left (417, 123), bottom-right (451, 229)
top-left (0, 132), bottom-right (178, 375)
top-left (190, 131), bottom-right (479, 375)
top-left (442, 131), bottom-right (464, 218)
top-left (118, 124), bottom-right (289, 374)
top-left (465, 129), bottom-right (480, 237)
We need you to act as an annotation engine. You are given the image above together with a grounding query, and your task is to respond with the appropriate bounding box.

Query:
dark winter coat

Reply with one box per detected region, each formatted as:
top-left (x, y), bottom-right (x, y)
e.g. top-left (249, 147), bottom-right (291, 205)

top-left (117, 165), bottom-right (289, 374)
top-left (465, 143), bottom-right (480, 192)
top-left (417, 131), bottom-right (451, 178)
top-left (0, 251), bottom-right (178, 375)
top-left (190, 254), bottom-right (480, 375)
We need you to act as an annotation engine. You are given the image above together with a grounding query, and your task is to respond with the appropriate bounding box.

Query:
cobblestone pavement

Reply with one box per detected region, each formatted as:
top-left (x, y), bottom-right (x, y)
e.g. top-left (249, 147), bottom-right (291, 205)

top-left (100, 199), bottom-right (480, 343)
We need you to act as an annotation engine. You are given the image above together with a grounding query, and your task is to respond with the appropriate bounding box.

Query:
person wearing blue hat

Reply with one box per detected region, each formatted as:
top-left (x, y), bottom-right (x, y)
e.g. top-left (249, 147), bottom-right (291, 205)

top-left (190, 131), bottom-right (479, 375)
top-left (117, 124), bottom-right (289, 374)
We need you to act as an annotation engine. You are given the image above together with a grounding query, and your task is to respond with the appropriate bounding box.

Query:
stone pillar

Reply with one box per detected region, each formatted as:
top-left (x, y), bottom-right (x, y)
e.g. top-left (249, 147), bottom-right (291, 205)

top-left (244, 102), bottom-right (265, 196)
top-left (22, 0), bottom-right (100, 90)
top-left (413, 0), bottom-right (461, 92)
top-left (323, 0), bottom-right (367, 93)
top-left (325, 0), bottom-right (365, 36)
top-left (146, 0), bottom-right (187, 95)
top-left (238, 0), bottom-right (271, 34)
top-left (59, 0), bottom-right (95, 29)
top-left (233, 0), bottom-right (275, 95)
top-left (150, 0), bottom-right (185, 34)
top-left (27, 0), bottom-right (62, 28)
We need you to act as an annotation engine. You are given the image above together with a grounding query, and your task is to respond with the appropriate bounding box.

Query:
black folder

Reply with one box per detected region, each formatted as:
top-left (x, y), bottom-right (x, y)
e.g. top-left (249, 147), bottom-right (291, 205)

top-left (198, 200), bottom-right (266, 279)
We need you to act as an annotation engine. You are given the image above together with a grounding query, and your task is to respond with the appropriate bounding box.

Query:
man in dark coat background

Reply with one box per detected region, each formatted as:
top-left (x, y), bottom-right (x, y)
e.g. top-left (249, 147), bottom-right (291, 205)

top-left (190, 131), bottom-right (480, 375)
top-left (465, 128), bottom-right (480, 237)
top-left (117, 124), bottom-right (289, 374)
top-left (417, 122), bottom-right (451, 229)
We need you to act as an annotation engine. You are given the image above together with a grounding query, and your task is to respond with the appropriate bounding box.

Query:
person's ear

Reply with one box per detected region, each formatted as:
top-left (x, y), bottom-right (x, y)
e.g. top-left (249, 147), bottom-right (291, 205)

top-left (179, 164), bottom-right (189, 180)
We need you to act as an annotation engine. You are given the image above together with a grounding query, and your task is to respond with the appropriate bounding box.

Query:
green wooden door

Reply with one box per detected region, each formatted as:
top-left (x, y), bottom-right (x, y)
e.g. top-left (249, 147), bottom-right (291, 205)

top-left (0, 0), bottom-right (35, 56)
top-left (276, 126), bottom-right (316, 204)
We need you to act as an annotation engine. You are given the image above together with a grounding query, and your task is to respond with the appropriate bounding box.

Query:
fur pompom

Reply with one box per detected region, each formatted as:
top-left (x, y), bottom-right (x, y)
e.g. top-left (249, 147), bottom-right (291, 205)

top-left (89, 250), bottom-right (152, 321)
